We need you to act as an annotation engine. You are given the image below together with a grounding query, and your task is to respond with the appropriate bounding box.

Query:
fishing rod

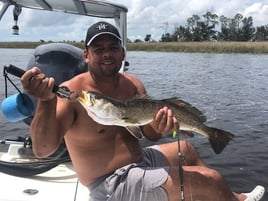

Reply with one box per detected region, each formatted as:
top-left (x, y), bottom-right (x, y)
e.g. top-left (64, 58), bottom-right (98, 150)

top-left (0, 139), bottom-right (24, 145)
top-left (173, 130), bottom-right (185, 201)
top-left (3, 64), bottom-right (78, 101)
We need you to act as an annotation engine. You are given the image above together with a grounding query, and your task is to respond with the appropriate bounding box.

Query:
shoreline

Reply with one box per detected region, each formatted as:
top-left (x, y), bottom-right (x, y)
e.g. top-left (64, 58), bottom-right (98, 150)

top-left (0, 41), bottom-right (268, 54)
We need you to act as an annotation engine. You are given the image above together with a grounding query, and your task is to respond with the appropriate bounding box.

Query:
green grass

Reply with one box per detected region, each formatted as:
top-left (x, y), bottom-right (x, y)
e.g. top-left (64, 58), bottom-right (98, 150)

top-left (0, 42), bottom-right (84, 49)
top-left (1, 41), bottom-right (268, 54)
top-left (127, 41), bottom-right (268, 54)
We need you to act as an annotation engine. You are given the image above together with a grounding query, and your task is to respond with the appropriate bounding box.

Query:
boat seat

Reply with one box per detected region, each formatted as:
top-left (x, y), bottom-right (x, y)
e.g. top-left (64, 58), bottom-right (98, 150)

top-left (0, 43), bottom-right (87, 177)
top-left (23, 42), bottom-right (87, 125)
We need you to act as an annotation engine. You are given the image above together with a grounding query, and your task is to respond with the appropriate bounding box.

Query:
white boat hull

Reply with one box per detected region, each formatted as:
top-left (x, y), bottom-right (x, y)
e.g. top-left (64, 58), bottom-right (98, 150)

top-left (0, 145), bottom-right (89, 201)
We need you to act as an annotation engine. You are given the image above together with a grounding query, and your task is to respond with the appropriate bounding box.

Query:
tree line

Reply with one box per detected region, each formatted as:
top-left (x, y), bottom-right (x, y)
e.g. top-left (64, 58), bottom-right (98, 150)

top-left (144, 12), bottom-right (268, 42)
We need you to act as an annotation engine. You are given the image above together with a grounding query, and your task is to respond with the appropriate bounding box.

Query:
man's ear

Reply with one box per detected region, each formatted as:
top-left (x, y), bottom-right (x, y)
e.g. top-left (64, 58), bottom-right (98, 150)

top-left (83, 49), bottom-right (90, 63)
top-left (122, 47), bottom-right (126, 58)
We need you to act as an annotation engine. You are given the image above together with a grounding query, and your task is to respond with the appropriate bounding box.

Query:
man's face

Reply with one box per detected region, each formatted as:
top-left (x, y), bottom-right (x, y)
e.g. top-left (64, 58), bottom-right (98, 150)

top-left (85, 34), bottom-right (125, 77)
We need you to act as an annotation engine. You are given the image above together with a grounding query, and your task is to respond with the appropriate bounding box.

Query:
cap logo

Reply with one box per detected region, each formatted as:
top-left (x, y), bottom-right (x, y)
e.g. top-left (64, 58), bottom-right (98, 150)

top-left (96, 23), bottom-right (108, 31)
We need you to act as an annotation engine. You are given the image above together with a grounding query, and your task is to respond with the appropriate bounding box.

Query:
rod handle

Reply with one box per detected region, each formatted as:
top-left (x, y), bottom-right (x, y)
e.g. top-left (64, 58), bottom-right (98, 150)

top-left (4, 64), bottom-right (59, 93)
top-left (4, 64), bottom-right (25, 78)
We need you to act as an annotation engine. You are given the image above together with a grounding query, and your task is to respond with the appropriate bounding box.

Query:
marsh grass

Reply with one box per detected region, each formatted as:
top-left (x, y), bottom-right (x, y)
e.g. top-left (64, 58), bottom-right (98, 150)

top-left (1, 41), bottom-right (268, 54)
top-left (127, 41), bottom-right (268, 54)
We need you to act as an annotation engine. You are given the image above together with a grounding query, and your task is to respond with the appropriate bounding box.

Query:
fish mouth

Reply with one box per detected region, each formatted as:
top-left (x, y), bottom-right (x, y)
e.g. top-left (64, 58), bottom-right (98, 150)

top-left (77, 90), bottom-right (88, 104)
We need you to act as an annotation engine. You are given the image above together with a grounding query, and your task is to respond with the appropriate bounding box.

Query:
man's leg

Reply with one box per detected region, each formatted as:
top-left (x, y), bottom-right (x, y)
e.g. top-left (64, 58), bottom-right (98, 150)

top-left (159, 141), bottom-right (238, 200)
top-left (159, 141), bottom-right (265, 201)
top-left (159, 141), bottom-right (206, 166)
top-left (162, 165), bottom-right (240, 201)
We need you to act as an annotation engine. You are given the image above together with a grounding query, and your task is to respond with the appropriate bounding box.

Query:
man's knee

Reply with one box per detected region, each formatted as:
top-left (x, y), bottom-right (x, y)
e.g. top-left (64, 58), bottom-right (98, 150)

top-left (194, 166), bottom-right (222, 181)
top-left (179, 141), bottom-right (203, 166)
top-left (158, 141), bottom-right (204, 166)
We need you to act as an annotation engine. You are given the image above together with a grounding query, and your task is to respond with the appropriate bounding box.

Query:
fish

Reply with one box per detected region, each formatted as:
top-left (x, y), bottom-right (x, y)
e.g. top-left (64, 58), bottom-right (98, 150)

top-left (77, 90), bottom-right (234, 154)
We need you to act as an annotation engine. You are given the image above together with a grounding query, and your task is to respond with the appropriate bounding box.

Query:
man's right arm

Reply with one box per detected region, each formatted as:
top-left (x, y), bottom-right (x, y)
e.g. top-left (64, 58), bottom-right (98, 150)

top-left (21, 67), bottom-right (72, 158)
top-left (30, 97), bottom-right (61, 158)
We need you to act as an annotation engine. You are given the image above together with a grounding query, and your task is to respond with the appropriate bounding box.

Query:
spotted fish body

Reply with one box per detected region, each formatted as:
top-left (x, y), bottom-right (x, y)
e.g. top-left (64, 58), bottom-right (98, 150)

top-left (78, 91), bottom-right (234, 154)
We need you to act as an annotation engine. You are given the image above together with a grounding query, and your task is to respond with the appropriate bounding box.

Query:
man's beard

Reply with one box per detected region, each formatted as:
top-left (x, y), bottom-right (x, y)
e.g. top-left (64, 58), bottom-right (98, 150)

top-left (100, 64), bottom-right (121, 76)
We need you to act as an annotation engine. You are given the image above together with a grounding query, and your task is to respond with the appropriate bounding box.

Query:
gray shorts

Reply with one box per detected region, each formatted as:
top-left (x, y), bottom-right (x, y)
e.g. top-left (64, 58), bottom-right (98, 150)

top-left (88, 145), bottom-right (169, 201)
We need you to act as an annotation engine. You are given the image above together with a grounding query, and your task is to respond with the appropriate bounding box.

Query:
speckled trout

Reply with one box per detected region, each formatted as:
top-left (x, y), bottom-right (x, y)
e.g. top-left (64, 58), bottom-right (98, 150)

top-left (77, 91), bottom-right (234, 154)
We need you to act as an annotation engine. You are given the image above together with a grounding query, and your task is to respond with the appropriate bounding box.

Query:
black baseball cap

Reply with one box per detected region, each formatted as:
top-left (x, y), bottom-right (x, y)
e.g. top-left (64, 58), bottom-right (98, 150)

top-left (85, 21), bottom-right (121, 48)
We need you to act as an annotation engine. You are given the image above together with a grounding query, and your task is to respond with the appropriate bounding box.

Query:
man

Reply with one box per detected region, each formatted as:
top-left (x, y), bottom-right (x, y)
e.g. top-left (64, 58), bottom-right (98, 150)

top-left (21, 21), bottom-right (264, 201)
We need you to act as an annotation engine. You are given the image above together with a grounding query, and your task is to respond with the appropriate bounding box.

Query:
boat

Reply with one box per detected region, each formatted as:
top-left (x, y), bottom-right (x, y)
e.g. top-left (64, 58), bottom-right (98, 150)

top-left (0, 0), bottom-right (128, 200)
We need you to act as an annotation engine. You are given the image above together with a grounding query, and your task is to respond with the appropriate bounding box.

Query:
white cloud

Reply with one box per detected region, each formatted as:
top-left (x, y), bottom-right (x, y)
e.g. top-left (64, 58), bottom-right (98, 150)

top-left (244, 3), bottom-right (268, 26)
top-left (0, 0), bottom-right (268, 42)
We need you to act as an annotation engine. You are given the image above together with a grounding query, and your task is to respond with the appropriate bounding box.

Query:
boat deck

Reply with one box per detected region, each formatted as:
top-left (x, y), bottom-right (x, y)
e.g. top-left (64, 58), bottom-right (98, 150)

top-left (0, 144), bottom-right (89, 201)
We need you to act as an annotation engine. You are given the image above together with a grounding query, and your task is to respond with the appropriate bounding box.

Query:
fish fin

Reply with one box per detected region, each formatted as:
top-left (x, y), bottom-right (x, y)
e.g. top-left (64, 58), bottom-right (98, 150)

top-left (180, 130), bottom-right (195, 138)
top-left (126, 126), bottom-right (144, 139)
top-left (164, 98), bottom-right (207, 122)
top-left (207, 127), bottom-right (234, 154)
top-left (128, 93), bottom-right (152, 100)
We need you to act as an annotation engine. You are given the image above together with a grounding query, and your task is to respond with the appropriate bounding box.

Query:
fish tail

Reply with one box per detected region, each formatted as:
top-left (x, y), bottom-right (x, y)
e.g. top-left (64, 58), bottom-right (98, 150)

top-left (207, 127), bottom-right (234, 154)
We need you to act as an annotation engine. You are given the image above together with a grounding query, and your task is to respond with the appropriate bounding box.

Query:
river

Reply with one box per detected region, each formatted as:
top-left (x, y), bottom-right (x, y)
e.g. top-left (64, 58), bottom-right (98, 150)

top-left (0, 48), bottom-right (267, 199)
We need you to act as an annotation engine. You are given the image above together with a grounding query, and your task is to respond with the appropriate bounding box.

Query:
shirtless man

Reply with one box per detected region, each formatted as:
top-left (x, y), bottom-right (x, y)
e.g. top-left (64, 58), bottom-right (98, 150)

top-left (21, 21), bottom-right (265, 201)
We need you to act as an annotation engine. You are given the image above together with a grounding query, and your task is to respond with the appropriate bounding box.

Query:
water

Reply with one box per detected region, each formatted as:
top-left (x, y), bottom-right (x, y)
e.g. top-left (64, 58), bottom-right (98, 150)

top-left (0, 49), bottom-right (33, 139)
top-left (0, 48), bottom-right (267, 199)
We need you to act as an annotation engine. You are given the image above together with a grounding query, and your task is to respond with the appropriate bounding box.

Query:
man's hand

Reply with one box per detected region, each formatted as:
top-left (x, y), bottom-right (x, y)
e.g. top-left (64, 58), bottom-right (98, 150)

top-left (150, 106), bottom-right (179, 134)
top-left (21, 67), bottom-right (56, 101)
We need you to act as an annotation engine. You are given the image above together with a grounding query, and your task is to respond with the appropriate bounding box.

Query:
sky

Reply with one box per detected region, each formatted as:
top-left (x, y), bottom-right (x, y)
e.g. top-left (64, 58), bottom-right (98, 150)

top-left (0, 0), bottom-right (268, 42)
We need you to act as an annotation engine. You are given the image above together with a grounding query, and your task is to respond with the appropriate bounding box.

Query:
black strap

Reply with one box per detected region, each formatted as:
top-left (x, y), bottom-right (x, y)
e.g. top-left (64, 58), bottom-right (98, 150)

top-left (3, 66), bottom-right (23, 98)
